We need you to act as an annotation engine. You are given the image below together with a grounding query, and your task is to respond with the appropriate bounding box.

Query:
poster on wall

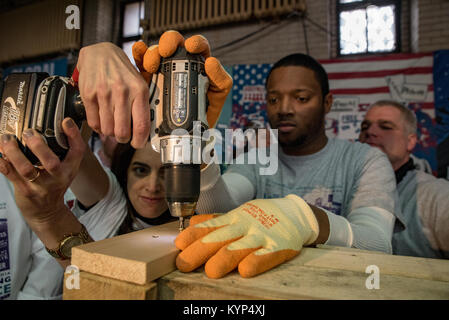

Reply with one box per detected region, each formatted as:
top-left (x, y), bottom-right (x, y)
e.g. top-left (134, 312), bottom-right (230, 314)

top-left (229, 64), bottom-right (272, 130)
top-left (322, 53), bottom-right (437, 172)
top-left (1, 57), bottom-right (68, 78)
top-left (223, 52), bottom-right (449, 176)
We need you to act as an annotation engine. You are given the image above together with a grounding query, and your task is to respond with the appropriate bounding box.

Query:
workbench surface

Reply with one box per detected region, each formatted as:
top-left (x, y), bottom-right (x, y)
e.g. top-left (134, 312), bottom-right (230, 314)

top-left (154, 246), bottom-right (449, 300)
top-left (63, 222), bottom-right (449, 300)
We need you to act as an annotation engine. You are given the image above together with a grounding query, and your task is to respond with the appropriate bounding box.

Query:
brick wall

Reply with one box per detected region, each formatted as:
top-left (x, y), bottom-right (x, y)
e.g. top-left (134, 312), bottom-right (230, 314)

top-left (141, 0), bottom-right (446, 64)
top-left (411, 0), bottom-right (449, 53)
top-left (2, 0), bottom-right (447, 67)
top-left (145, 0), bottom-right (331, 65)
top-left (3, 0), bottom-right (440, 66)
top-left (78, 0), bottom-right (447, 66)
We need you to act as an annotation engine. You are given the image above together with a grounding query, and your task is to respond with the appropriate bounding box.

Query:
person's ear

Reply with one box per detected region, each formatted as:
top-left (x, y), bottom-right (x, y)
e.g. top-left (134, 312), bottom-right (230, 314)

top-left (323, 93), bottom-right (333, 114)
top-left (407, 133), bottom-right (417, 152)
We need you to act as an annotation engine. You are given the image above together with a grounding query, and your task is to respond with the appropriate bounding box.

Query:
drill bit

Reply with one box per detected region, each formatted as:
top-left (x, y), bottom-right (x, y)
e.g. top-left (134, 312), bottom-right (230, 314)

top-left (178, 217), bottom-right (185, 232)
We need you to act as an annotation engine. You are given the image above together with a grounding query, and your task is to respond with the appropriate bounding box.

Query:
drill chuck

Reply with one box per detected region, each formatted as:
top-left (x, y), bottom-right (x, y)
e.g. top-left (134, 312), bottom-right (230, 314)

top-left (164, 164), bottom-right (200, 218)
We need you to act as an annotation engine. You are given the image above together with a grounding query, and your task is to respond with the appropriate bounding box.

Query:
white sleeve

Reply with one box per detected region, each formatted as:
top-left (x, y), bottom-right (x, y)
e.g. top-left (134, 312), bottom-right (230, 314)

top-left (421, 178), bottom-right (449, 257)
top-left (16, 233), bottom-right (64, 300)
top-left (197, 163), bottom-right (255, 213)
top-left (323, 206), bottom-right (395, 254)
top-left (72, 168), bottom-right (127, 240)
top-left (17, 170), bottom-right (127, 300)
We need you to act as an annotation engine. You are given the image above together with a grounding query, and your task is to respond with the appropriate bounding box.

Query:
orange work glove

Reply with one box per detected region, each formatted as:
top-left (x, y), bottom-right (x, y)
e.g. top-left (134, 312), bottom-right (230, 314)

top-left (175, 195), bottom-right (320, 279)
top-left (132, 30), bottom-right (232, 128)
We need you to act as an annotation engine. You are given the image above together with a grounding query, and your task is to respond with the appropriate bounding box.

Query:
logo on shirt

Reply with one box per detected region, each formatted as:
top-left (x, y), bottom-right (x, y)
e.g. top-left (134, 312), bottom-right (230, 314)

top-left (303, 187), bottom-right (342, 215)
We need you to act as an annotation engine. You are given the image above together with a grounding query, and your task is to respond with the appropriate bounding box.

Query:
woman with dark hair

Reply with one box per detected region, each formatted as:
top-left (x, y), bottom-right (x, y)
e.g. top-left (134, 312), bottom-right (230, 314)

top-left (110, 142), bottom-right (176, 234)
top-left (0, 122), bottom-right (176, 299)
top-left (0, 30), bottom-right (232, 298)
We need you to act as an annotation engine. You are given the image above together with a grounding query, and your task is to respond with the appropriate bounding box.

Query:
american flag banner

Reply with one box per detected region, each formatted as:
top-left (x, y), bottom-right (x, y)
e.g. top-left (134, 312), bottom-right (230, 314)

top-left (322, 52), bottom-right (437, 171)
top-left (226, 51), bottom-right (449, 174)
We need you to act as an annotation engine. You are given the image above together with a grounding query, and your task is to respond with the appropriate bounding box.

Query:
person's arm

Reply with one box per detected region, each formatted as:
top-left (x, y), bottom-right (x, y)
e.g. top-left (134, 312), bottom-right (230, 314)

top-left (322, 148), bottom-right (399, 254)
top-left (320, 205), bottom-right (395, 253)
top-left (197, 162), bottom-right (255, 213)
top-left (421, 177), bottom-right (449, 259)
top-left (307, 205), bottom-right (331, 245)
top-left (0, 118), bottom-right (92, 269)
top-left (69, 124), bottom-right (109, 207)
top-left (198, 162), bottom-right (332, 245)
top-left (198, 149), bottom-right (396, 253)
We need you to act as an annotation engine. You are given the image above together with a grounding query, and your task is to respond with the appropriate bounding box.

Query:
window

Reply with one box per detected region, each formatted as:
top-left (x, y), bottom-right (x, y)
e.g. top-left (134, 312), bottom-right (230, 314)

top-left (337, 0), bottom-right (401, 56)
top-left (120, 1), bottom-right (145, 66)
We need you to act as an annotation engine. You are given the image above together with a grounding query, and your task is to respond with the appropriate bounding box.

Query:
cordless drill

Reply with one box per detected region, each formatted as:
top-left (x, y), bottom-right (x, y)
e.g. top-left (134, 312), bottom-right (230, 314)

top-left (0, 49), bottom-right (208, 232)
top-left (148, 47), bottom-right (209, 231)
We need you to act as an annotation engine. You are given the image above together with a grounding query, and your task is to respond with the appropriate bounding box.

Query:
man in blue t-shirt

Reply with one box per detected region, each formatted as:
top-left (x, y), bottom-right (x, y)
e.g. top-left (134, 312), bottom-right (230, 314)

top-left (178, 53), bottom-right (408, 278)
top-left (197, 53), bottom-right (404, 256)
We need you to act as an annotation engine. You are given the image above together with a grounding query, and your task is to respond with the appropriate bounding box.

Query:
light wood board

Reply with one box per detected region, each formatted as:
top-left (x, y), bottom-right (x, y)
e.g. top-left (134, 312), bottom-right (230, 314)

top-left (71, 221), bottom-right (180, 285)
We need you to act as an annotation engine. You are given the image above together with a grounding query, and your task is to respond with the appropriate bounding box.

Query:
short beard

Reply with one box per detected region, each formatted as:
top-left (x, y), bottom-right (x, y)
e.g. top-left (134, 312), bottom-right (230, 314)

top-left (279, 134), bottom-right (308, 149)
top-left (273, 109), bottom-right (326, 151)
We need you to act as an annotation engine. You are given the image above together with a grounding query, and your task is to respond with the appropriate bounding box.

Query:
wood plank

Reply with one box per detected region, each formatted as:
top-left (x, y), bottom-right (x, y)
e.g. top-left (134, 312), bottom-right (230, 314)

top-left (63, 271), bottom-right (157, 300)
top-left (71, 221), bottom-right (180, 285)
top-left (157, 258), bottom-right (449, 300)
top-left (297, 247), bottom-right (449, 282)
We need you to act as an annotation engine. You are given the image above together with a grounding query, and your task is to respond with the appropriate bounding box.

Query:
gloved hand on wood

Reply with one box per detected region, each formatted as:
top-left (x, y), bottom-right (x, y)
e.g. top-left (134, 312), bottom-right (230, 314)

top-left (175, 194), bottom-right (320, 278)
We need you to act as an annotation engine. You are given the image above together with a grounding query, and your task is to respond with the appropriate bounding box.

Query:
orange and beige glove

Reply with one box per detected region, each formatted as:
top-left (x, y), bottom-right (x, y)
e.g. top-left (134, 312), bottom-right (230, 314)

top-left (175, 194), bottom-right (320, 278)
top-left (132, 30), bottom-right (232, 129)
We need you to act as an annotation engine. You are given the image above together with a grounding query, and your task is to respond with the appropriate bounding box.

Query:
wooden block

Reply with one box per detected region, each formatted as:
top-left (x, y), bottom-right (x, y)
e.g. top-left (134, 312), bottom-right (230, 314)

top-left (71, 221), bottom-right (180, 285)
top-left (63, 271), bottom-right (157, 300)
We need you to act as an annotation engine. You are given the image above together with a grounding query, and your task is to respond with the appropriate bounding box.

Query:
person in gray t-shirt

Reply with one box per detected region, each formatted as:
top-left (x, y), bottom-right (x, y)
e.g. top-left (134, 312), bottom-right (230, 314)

top-left (197, 53), bottom-right (405, 257)
top-left (359, 100), bottom-right (449, 259)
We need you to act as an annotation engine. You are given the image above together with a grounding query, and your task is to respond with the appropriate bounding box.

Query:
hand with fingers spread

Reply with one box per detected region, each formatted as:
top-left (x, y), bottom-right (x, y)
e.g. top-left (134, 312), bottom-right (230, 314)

top-left (0, 118), bottom-right (86, 226)
top-left (175, 195), bottom-right (320, 278)
top-left (75, 42), bottom-right (150, 148)
top-left (132, 30), bottom-right (232, 129)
